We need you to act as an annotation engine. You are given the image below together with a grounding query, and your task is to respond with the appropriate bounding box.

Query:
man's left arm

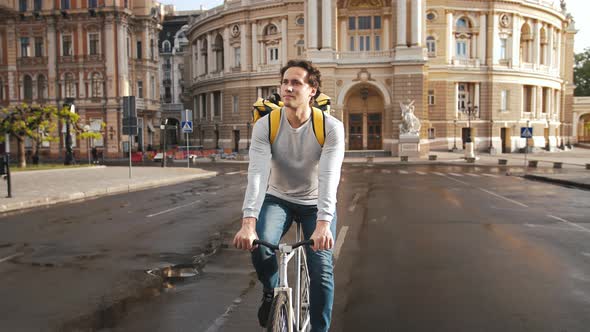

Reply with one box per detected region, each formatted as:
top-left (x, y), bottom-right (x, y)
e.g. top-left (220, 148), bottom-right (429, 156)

top-left (311, 120), bottom-right (345, 251)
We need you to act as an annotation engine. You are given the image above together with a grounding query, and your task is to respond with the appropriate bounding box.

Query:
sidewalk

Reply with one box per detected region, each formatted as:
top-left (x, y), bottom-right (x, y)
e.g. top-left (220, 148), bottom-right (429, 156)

top-left (0, 166), bottom-right (218, 213)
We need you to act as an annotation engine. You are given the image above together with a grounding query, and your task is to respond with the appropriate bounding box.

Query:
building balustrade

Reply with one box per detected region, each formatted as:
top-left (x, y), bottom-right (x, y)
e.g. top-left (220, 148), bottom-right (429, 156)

top-left (257, 63), bottom-right (281, 73)
top-left (452, 57), bottom-right (480, 67)
top-left (162, 103), bottom-right (183, 112)
top-left (17, 56), bottom-right (48, 66)
top-left (83, 54), bottom-right (103, 62)
top-left (336, 51), bottom-right (393, 60)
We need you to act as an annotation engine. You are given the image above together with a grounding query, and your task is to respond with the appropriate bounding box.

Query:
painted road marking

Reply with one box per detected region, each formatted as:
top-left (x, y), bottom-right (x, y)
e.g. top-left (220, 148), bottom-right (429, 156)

top-left (479, 188), bottom-right (529, 208)
top-left (449, 173), bottom-right (463, 177)
top-left (0, 252), bottom-right (24, 264)
top-left (204, 297), bottom-right (244, 332)
top-left (334, 226), bottom-right (349, 262)
top-left (146, 200), bottom-right (202, 218)
top-left (415, 171), bottom-right (427, 175)
top-left (525, 223), bottom-right (582, 232)
top-left (465, 173), bottom-right (480, 177)
top-left (226, 171), bottom-right (241, 175)
top-left (433, 172), bottom-right (445, 176)
top-left (442, 174), bottom-right (469, 185)
top-left (483, 173), bottom-right (500, 178)
top-left (399, 170), bottom-right (409, 174)
top-left (381, 169), bottom-right (392, 174)
top-left (548, 215), bottom-right (590, 233)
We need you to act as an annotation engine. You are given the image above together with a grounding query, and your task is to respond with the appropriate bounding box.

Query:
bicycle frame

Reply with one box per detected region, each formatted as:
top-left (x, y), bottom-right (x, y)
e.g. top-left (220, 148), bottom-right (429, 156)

top-left (272, 223), bottom-right (311, 332)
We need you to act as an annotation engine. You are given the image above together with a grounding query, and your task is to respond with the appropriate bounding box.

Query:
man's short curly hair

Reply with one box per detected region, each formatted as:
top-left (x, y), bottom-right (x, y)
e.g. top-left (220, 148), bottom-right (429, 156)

top-left (280, 60), bottom-right (322, 97)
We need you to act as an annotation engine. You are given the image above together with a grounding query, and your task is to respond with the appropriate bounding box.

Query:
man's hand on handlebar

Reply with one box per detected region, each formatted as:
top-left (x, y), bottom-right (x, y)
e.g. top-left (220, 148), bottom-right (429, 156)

top-left (233, 217), bottom-right (259, 251)
top-left (310, 220), bottom-right (333, 251)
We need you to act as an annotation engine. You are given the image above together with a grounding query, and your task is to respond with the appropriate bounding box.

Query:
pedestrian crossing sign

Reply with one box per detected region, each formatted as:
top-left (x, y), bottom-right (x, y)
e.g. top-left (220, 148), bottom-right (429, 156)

top-left (181, 121), bottom-right (193, 133)
top-left (520, 127), bottom-right (533, 138)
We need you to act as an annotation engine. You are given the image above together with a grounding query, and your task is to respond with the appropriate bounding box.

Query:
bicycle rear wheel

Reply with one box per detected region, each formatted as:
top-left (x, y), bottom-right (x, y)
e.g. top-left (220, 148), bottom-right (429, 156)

top-left (267, 292), bottom-right (289, 332)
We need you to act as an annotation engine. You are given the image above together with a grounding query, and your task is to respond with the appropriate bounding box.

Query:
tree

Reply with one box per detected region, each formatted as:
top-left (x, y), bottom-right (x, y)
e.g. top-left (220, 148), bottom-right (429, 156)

top-left (0, 103), bottom-right (59, 168)
top-left (574, 48), bottom-right (590, 96)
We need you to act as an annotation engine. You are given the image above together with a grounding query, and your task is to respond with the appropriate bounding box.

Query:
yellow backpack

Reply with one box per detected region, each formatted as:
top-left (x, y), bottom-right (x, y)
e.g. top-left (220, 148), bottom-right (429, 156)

top-left (252, 93), bottom-right (331, 147)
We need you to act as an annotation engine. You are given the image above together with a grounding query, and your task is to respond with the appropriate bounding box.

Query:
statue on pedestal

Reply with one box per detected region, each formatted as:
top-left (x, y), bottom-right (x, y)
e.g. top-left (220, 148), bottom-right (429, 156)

top-left (399, 99), bottom-right (421, 136)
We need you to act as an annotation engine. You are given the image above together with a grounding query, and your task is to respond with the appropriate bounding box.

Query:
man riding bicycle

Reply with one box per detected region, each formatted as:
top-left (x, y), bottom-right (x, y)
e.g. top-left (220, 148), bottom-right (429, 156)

top-left (233, 59), bottom-right (345, 332)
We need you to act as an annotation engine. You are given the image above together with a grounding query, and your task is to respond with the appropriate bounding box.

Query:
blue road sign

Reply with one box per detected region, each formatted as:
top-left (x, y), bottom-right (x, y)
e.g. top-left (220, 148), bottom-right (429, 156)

top-left (181, 121), bottom-right (193, 133)
top-left (520, 127), bottom-right (533, 138)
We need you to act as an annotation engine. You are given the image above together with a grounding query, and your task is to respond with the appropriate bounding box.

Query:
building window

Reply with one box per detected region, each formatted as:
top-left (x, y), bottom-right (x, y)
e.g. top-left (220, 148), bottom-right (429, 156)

top-left (23, 75), bottom-right (33, 101)
top-left (151, 75), bottom-right (156, 100)
top-left (90, 118), bottom-right (104, 146)
top-left (349, 17), bottom-right (356, 30)
top-left (88, 0), bottom-right (97, 9)
top-left (213, 91), bottom-right (221, 117)
top-left (373, 16), bottom-right (381, 29)
top-left (20, 37), bottom-right (30, 57)
top-left (162, 40), bottom-right (171, 53)
top-left (296, 17), bottom-right (304, 26)
top-left (232, 95), bottom-right (239, 113)
top-left (359, 36), bottom-right (364, 51)
top-left (34, 0), bottom-right (42, 11)
top-left (62, 35), bottom-right (72, 56)
top-left (264, 25), bottom-right (278, 36)
top-left (200, 94), bottom-right (207, 118)
top-left (150, 39), bottom-right (154, 60)
top-left (426, 36), bottom-right (436, 56)
top-left (500, 90), bottom-right (508, 112)
top-left (296, 40), bottom-right (304, 56)
top-left (37, 75), bottom-right (46, 101)
top-left (456, 18), bottom-right (468, 28)
top-left (137, 81), bottom-right (143, 98)
top-left (358, 16), bottom-right (371, 30)
top-left (428, 128), bottom-right (435, 139)
top-left (89, 33), bottom-right (99, 55)
top-left (349, 36), bottom-right (355, 51)
top-left (91, 73), bottom-right (102, 98)
top-left (523, 85), bottom-right (533, 113)
top-left (234, 47), bottom-right (241, 67)
top-left (64, 73), bottom-right (75, 98)
top-left (61, 0), bottom-right (70, 10)
top-left (500, 38), bottom-right (507, 60)
top-left (428, 90), bottom-right (435, 105)
top-left (520, 24), bottom-right (533, 63)
top-left (268, 47), bottom-right (279, 63)
top-left (457, 83), bottom-right (468, 111)
top-left (164, 87), bottom-right (171, 102)
top-left (34, 37), bottom-right (43, 57)
top-left (136, 41), bottom-right (142, 59)
top-left (456, 40), bottom-right (467, 58)
top-left (19, 0), bottom-right (27, 12)
top-left (375, 36), bottom-right (380, 51)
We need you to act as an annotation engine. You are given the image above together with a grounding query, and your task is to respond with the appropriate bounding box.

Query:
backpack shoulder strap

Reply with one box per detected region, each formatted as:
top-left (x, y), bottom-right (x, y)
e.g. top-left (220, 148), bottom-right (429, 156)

top-left (310, 107), bottom-right (326, 147)
top-left (268, 108), bottom-right (281, 144)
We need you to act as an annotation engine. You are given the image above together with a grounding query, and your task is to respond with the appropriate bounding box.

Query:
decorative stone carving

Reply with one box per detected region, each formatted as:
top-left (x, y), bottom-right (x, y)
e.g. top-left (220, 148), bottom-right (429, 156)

top-left (399, 99), bottom-right (421, 136)
top-left (499, 14), bottom-right (510, 28)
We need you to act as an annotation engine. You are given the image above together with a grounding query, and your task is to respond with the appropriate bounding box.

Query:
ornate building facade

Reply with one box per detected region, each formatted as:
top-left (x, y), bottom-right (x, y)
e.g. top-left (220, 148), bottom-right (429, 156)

top-left (0, 0), bottom-right (162, 160)
top-left (184, 0), bottom-right (577, 155)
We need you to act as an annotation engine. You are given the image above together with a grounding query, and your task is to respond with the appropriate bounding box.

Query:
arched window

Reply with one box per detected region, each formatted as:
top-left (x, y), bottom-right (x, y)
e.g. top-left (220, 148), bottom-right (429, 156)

top-left (520, 23), bottom-right (533, 63)
top-left (23, 75), bottom-right (33, 101)
top-left (91, 73), bottom-right (102, 98)
top-left (456, 18), bottom-right (470, 28)
top-left (163, 40), bottom-right (171, 53)
top-left (454, 17), bottom-right (472, 59)
top-left (64, 73), bottom-right (75, 98)
top-left (200, 38), bottom-right (208, 74)
top-left (37, 75), bottom-right (46, 101)
top-left (213, 34), bottom-right (224, 72)
top-left (426, 36), bottom-right (436, 56)
top-left (540, 27), bottom-right (547, 65)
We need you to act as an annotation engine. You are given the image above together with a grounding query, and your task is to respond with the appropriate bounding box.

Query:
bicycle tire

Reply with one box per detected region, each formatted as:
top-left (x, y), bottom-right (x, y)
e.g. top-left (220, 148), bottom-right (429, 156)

top-left (267, 292), bottom-right (290, 332)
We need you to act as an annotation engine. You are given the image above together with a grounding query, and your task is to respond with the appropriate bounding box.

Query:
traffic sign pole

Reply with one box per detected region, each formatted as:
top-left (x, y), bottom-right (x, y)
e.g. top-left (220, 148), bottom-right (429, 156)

top-left (187, 132), bottom-right (190, 168)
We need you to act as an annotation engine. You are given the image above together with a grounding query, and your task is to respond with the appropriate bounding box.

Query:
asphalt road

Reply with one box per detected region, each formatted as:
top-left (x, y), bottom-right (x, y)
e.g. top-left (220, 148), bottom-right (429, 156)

top-left (1, 164), bottom-right (589, 331)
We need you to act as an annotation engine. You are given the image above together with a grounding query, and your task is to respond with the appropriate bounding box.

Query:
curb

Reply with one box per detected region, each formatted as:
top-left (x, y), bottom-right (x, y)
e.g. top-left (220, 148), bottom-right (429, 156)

top-left (0, 171), bottom-right (218, 213)
top-left (523, 174), bottom-right (590, 191)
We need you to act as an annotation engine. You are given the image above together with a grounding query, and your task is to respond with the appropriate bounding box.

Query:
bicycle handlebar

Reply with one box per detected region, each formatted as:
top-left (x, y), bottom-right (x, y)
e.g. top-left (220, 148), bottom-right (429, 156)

top-left (253, 239), bottom-right (314, 251)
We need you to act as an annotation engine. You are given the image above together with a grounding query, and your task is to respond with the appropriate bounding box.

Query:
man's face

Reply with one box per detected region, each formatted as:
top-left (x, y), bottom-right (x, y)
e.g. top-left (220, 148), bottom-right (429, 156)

top-left (280, 67), bottom-right (317, 110)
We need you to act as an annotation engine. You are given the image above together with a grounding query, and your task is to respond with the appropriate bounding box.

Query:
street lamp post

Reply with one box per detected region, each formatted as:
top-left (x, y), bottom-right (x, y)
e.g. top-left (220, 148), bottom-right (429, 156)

top-left (246, 122), bottom-right (251, 150)
top-left (461, 101), bottom-right (478, 159)
top-left (83, 124), bottom-right (91, 165)
top-left (452, 118), bottom-right (458, 152)
top-left (63, 98), bottom-right (75, 165)
top-left (489, 119), bottom-right (495, 155)
top-left (160, 118), bottom-right (168, 168)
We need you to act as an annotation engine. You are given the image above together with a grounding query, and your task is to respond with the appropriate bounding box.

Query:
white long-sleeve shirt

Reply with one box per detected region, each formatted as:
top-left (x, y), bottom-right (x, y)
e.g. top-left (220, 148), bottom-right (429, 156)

top-left (242, 108), bottom-right (345, 222)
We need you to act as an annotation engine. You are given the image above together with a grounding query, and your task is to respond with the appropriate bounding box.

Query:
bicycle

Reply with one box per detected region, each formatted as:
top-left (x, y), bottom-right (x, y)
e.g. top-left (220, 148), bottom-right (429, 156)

top-left (254, 222), bottom-right (314, 332)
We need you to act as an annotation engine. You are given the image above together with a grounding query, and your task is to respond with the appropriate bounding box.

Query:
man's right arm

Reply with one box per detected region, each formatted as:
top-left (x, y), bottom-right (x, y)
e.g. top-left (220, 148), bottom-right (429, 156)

top-left (234, 119), bottom-right (272, 251)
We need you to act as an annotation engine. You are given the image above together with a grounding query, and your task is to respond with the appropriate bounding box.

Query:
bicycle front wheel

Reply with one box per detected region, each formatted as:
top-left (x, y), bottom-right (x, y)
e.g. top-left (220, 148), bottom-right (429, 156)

top-left (267, 292), bottom-right (290, 332)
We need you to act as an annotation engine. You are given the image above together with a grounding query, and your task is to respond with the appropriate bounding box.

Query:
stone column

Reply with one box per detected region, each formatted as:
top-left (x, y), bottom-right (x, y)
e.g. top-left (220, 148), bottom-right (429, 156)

top-left (383, 16), bottom-right (390, 50)
top-left (251, 23), bottom-right (258, 71)
top-left (308, 0), bottom-right (318, 49)
top-left (446, 11), bottom-right (453, 63)
top-left (223, 27), bottom-right (230, 73)
top-left (454, 82), bottom-right (459, 116)
top-left (47, 19), bottom-right (57, 99)
top-left (340, 19), bottom-right (347, 51)
top-left (411, 0), bottom-right (422, 46)
top-left (547, 25), bottom-right (554, 68)
top-left (207, 32), bottom-right (213, 74)
top-left (478, 14), bottom-right (486, 65)
top-left (240, 23), bottom-right (248, 71)
top-left (397, 0), bottom-right (407, 47)
top-left (322, 0), bottom-right (332, 49)
top-left (491, 13), bottom-right (501, 64)
top-left (533, 21), bottom-right (540, 65)
top-left (474, 83), bottom-right (480, 114)
top-left (511, 15), bottom-right (520, 67)
top-left (281, 18), bottom-right (288, 64)
top-left (556, 29), bottom-right (561, 71)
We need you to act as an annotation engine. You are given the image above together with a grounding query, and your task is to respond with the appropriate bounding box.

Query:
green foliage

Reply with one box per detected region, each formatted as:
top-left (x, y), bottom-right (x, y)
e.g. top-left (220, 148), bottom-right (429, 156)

top-left (0, 103), bottom-right (58, 143)
top-left (574, 48), bottom-right (590, 96)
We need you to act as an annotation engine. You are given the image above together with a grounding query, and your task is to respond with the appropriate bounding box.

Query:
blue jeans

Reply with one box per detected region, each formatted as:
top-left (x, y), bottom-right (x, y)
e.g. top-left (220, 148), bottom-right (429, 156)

top-left (252, 194), bottom-right (337, 332)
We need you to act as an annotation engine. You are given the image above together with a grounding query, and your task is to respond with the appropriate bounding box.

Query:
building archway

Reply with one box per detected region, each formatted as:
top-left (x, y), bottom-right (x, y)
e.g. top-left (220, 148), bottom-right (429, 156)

top-left (578, 113), bottom-right (590, 143)
top-left (343, 84), bottom-right (385, 150)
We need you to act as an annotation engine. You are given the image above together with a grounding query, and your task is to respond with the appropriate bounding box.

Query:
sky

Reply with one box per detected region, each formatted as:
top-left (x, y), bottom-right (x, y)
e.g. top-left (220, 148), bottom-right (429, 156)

top-left (161, 0), bottom-right (590, 53)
